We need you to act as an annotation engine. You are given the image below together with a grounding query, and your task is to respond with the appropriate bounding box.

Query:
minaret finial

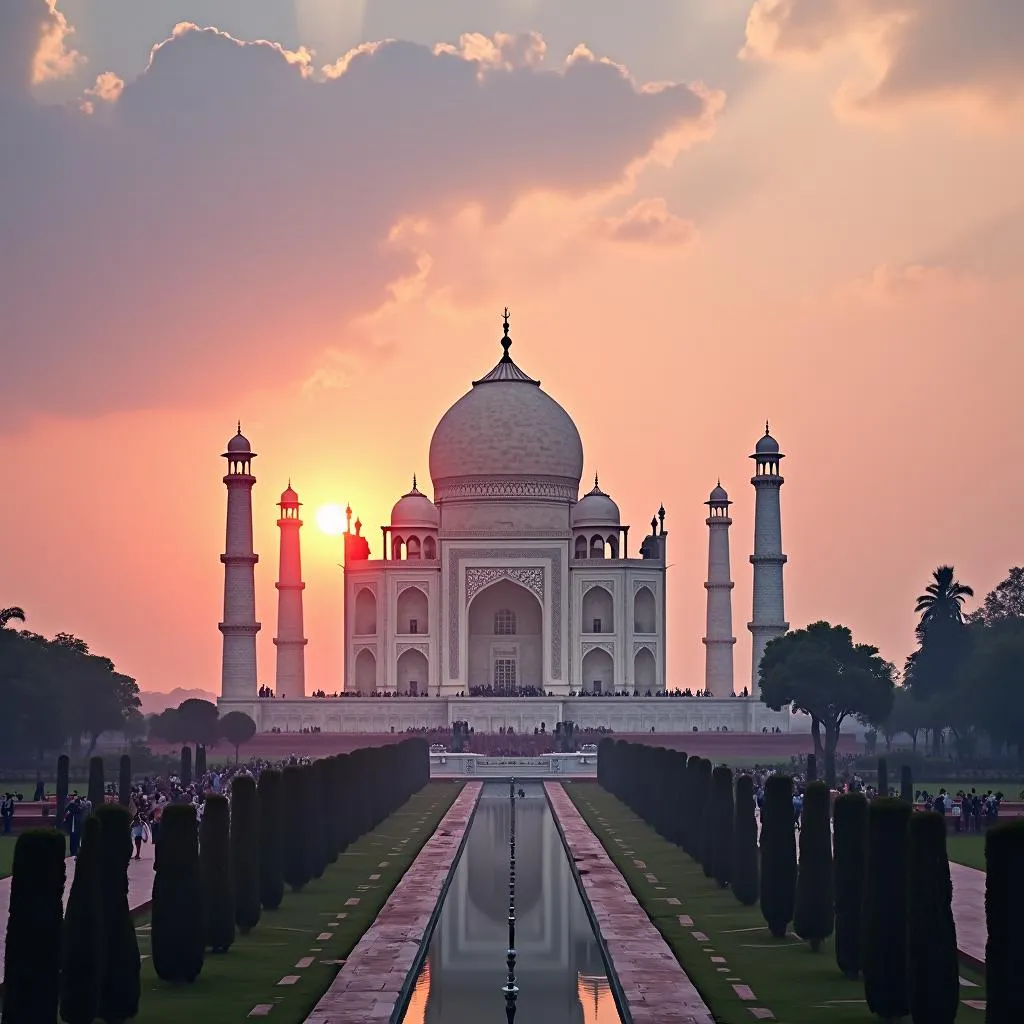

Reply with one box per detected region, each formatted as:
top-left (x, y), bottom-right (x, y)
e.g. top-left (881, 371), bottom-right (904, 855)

top-left (237, 420), bottom-right (242, 435)
top-left (594, 473), bottom-right (599, 490)
top-left (501, 307), bottom-right (512, 359)
top-left (412, 473), bottom-right (417, 491)
top-left (765, 419), bottom-right (770, 436)
top-left (288, 477), bottom-right (291, 489)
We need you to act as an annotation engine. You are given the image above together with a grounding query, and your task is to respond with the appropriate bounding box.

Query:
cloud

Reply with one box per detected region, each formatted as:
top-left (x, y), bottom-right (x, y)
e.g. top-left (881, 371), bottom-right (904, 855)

top-left (593, 197), bottom-right (696, 248)
top-left (1, 2), bottom-right (719, 424)
top-left (833, 262), bottom-right (986, 304)
top-left (742, 0), bottom-right (1024, 118)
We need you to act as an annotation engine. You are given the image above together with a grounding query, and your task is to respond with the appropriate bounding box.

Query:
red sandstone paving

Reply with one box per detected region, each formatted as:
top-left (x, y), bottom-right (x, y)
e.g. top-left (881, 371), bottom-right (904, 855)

top-left (303, 782), bottom-right (482, 1024)
top-left (545, 782), bottom-right (715, 1024)
top-left (950, 860), bottom-right (986, 968)
top-left (0, 835), bottom-right (155, 984)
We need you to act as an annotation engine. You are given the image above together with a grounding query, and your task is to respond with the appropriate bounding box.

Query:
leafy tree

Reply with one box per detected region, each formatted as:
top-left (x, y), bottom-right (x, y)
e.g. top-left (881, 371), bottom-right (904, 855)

top-left (95, 804), bottom-right (141, 1023)
top-left (731, 774), bottom-right (758, 906)
top-left (760, 622), bottom-right (895, 786)
top-left (985, 820), bottom-right (1024, 1022)
top-left (60, 814), bottom-right (103, 1024)
top-left (961, 618), bottom-right (1024, 758)
top-left (878, 685), bottom-right (922, 752)
top-left (916, 564), bottom-right (974, 628)
top-left (257, 768), bottom-right (284, 910)
top-left (200, 795), bottom-right (234, 953)
top-left (2, 829), bottom-right (66, 1023)
top-left (147, 708), bottom-right (185, 744)
top-left (152, 804), bottom-right (204, 983)
top-left (176, 699), bottom-right (220, 748)
top-left (832, 792), bottom-right (867, 980)
top-left (230, 775), bottom-right (261, 933)
top-left (793, 782), bottom-right (833, 952)
top-left (967, 566), bottom-right (1024, 627)
top-left (907, 812), bottom-right (959, 1024)
top-left (0, 606), bottom-right (26, 628)
top-left (759, 774), bottom-right (796, 939)
top-left (220, 711), bottom-right (257, 762)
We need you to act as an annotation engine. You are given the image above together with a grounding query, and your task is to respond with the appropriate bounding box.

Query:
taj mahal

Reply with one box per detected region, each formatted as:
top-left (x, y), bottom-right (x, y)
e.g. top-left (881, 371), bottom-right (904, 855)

top-left (217, 312), bottom-right (791, 735)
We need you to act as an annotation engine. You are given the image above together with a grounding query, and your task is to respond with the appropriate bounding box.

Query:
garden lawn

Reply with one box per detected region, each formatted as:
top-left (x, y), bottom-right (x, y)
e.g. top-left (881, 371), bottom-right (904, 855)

top-left (0, 837), bottom-right (14, 879)
top-left (946, 833), bottom-right (986, 871)
top-left (566, 782), bottom-right (988, 1024)
top-left (132, 781), bottom-right (462, 1024)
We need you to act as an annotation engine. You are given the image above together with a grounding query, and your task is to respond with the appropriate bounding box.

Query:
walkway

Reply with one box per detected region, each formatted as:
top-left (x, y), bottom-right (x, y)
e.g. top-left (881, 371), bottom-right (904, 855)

top-left (0, 836), bottom-right (155, 984)
top-left (303, 781), bottom-right (482, 1024)
top-left (545, 782), bottom-right (715, 1024)
top-left (950, 861), bottom-right (986, 969)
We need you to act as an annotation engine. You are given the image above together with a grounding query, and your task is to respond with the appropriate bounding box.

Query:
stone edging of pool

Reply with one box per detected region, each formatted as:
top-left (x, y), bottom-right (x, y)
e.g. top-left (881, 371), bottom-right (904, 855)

top-left (544, 782), bottom-right (716, 1024)
top-left (303, 781), bottom-right (483, 1024)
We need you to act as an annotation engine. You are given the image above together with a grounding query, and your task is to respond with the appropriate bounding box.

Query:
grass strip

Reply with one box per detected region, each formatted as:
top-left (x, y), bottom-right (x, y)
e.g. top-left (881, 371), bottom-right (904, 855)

top-left (566, 782), bottom-right (988, 1024)
top-left (132, 780), bottom-right (462, 1023)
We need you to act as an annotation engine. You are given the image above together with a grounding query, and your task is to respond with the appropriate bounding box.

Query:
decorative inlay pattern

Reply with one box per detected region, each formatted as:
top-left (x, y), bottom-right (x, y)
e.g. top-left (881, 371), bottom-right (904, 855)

top-left (396, 643), bottom-right (429, 657)
top-left (397, 581), bottom-right (430, 594)
top-left (353, 643), bottom-right (377, 656)
top-left (633, 579), bottom-right (656, 595)
top-left (633, 641), bottom-right (656, 657)
top-left (448, 548), bottom-right (562, 679)
top-left (434, 475), bottom-right (577, 504)
top-left (581, 641), bottom-right (614, 657)
top-left (465, 566), bottom-right (545, 604)
top-left (581, 580), bottom-right (614, 596)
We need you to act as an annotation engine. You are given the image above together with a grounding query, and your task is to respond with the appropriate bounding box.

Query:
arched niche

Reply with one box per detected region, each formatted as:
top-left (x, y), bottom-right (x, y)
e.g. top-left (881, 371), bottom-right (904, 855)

top-left (633, 586), bottom-right (656, 634)
top-left (589, 534), bottom-right (605, 559)
top-left (634, 646), bottom-right (656, 692)
top-left (406, 536), bottom-right (421, 559)
top-left (354, 587), bottom-right (377, 635)
top-left (396, 648), bottom-right (428, 696)
top-left (581, 586), bottom-right (613, 634)
top-left (574, 535), bottom-right (588, 559)
top-left (423, 536), bottom-right (437, 559)
top-left (581, 647), bottom-right (613, 695)
top-left (467, 579), bottom-right (543, 690)
top-left (396, 586), bottom-right (429, 635)
top-left (354, 648), bottom-right (376, 693)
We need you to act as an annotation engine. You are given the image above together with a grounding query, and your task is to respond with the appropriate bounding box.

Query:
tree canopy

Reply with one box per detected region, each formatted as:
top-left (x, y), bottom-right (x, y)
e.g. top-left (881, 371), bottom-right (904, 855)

top-left (760, 621), bottom-right (895, 784)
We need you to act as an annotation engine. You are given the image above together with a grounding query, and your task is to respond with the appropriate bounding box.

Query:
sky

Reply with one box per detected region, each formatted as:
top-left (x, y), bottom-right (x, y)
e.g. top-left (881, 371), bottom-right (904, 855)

top-left (2, 0), bottom-right (1023, 696)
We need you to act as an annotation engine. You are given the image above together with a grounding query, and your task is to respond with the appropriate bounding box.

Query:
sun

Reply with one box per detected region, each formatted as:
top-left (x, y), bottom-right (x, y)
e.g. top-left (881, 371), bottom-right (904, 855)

top-left (316, 503), bottom-right (347, 537)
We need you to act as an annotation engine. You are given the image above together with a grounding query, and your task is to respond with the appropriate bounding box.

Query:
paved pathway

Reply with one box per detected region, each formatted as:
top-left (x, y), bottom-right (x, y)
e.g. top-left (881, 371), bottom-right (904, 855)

top-left (950, 861), bottom-right (986, 969)
top-left (303, 782), bottom-right (482, 1024)
top-left (0, 837), bottom-right (155, 984)
top-left (545, 782), bottom-right (715, 1024)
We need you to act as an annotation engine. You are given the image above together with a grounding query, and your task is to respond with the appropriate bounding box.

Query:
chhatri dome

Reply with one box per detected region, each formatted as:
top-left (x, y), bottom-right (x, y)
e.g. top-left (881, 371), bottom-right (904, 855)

top-left (572, 476), bottom-right (621, 527)
top-left (226, 422), bottom-right (251, 453)
top-left (755, 421), bottom-right (780, 455)
top-left (390, 476), bottom-right (440, 528)
top-left (428, 310), bottom-right (584, 503)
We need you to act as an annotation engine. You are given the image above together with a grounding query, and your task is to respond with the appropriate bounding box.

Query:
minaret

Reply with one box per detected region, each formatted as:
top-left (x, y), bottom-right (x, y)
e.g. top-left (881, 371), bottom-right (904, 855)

top-left (273, 481), bottom-right (307, 698)
top-left (219, 424), bottom-right (260, 701)
top-left (702, 482), bottom-right (735, 696)
top-left (748, 422), bottom-right (788, 696)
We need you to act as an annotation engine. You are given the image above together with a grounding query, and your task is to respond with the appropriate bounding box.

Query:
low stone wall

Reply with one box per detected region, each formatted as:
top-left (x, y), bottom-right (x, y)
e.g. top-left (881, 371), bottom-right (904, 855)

top-left (303, 781), bottom-right (482, 1024)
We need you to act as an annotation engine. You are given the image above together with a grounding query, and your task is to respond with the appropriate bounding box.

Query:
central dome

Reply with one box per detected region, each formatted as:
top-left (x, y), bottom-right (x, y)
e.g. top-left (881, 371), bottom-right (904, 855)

top-left (429, 314), bottom-right (584, 504)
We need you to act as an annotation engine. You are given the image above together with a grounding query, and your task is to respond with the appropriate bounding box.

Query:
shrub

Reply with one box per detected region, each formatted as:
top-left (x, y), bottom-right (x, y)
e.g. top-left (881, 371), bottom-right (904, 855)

top-left (759, 774), bottom-right (796, 939)
top-left (862, 797), bottom-right (911, 1020)
top-left (806, 753), bottom-right (817, 782)
top-left (57, 754), bottom-right (70, 822)
top-left (151, 803), bottom-right (204, 983)
top-left (985, 819), bottom-right (1024, 1022)
top-left (118, 755), bottom-right (131, 807)
top-left (2, 829), bottom-right (66, 1023)
top-left (711, 764), bottom-right (734, 889)
top-left (95, 803), bottom-right (141, 1022)
top-left (60, 814), bottom-right (104, 1024)
top-left (732, 774), bottom-right (759, 906)
top-left (88, 756), bottom-right (105, 808)
top-left (793, 782), bottom-right (834, 951)
top-left (832, 792), bottom-right (868, 979)
top-left (231, 774), bottom-right (261, 933)
top-left (282, 765), bottom-right (310, 891)
top-left (180, 746), bottom-right (192, 787)
top-left (877, 756), bottom-right (888, 797)
top-left (258, 768), bottom-right (284, 910)
top-left (900, 765), bottom-right (913, 803)
top-left (907, 811), bottom-right (958, 1024)
top-left (200, 794), bottom-right (235, 953)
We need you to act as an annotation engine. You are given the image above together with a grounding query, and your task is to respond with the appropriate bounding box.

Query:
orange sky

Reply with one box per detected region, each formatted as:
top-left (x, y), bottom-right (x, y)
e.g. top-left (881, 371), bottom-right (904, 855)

top-left (2, 1), bottom-right (1023, 696)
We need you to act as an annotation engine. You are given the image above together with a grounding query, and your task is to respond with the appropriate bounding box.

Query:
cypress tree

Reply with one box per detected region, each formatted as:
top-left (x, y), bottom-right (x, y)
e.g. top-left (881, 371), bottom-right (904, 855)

top-left (806, 753), bottom-right (817, 782)
top-left (88, 756), bottom-right (105, 808)
top-left (60, 815), bottom-right (104, 1024)
top-left (732, 774), bottom-right (759, 906)
top-left (2, 829), bottom-right (66, 1024)
top-left (682, 755), bottom-right (701, 858)
top-left (696, 759), bottom-right (715, 877)
top-left (793, 781), bottom-right (834, 952)
top-left (307, 761), bottom-right (328, 879)
top-left (118, 755), bottom-right (131, 807)
top-left (231, 774), bottom-right (261, 933)
top-left (323, 757), bottom-right (340, 864)
top-left (907, 811), bottom-right (958, 1024)
top-left (258, 768), bottom-right (284, 910)
top-left (759, 774), bottom-right (796, 939)
top-left (862, 797), bottom-right (911, 1020)
top-left (711, 764), bottom-right (734, 889)
top-left (94, 804), bottom-right (141, 1023)
top-left (282, 765), bottom-right (310, 891)
top-left (200, 794), bottom-right (234, 952)
top-left (195, 745), bottom-right (207, 779)
top-left (877, 756), bottom-right (888, 797)
top-left (57, 754), bottom-right (70, 825)
top-left (985, 819), bottom-right (1024, 1023)
top-left (151, 803), bottom-right (204, 983)
top-left (900, 765), bottom-right (913, 803)
top-left (832, 791), bottom-right (868, 979)
top-left (180, 746), bottom-right (192, 787)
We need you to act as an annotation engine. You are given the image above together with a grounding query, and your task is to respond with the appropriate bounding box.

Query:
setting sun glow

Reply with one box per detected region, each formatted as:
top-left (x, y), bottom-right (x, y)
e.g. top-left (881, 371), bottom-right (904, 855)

top-left (316, 503), bottom-right (347, 537)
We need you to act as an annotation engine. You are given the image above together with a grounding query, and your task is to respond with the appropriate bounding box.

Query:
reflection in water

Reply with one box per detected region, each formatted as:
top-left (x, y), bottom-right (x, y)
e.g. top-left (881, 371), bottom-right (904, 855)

top-left (401, 783), bottom-right (623, 1024)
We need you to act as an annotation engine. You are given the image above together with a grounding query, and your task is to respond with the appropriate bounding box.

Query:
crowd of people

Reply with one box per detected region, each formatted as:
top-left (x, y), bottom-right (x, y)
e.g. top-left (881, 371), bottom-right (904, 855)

top-left (252, 686), bottom-right (758, 698)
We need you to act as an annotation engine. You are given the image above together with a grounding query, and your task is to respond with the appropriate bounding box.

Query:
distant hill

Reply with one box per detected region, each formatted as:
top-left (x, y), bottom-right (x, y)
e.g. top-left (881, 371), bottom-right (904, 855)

top-left (138, 688), bottom-right (218, 715)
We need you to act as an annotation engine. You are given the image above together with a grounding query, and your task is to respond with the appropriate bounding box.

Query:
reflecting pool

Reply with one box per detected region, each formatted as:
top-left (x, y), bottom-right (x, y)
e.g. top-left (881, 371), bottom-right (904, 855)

top-left (401, 782), bottom-right (624, 1024)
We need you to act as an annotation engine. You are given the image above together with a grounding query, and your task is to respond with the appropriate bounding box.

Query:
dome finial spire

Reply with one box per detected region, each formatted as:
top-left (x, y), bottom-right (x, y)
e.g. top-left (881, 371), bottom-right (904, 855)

top-left (501, 307), bottom-right (512, 360)
top-left (412, 473), bottom-right (417, 491)
top-left (765, 419), bottom-right (770, 436)
top-left (594, 472), bottom-right (599, 490)
top-left (237, 420), bottom-right (242, 435)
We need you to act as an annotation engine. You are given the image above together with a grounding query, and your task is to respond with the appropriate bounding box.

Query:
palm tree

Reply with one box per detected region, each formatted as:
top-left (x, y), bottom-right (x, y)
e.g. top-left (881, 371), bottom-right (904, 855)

top-left (0, 607), bottom-right (25, 629)
top-left (915, 567), bottom-right (973, 631)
